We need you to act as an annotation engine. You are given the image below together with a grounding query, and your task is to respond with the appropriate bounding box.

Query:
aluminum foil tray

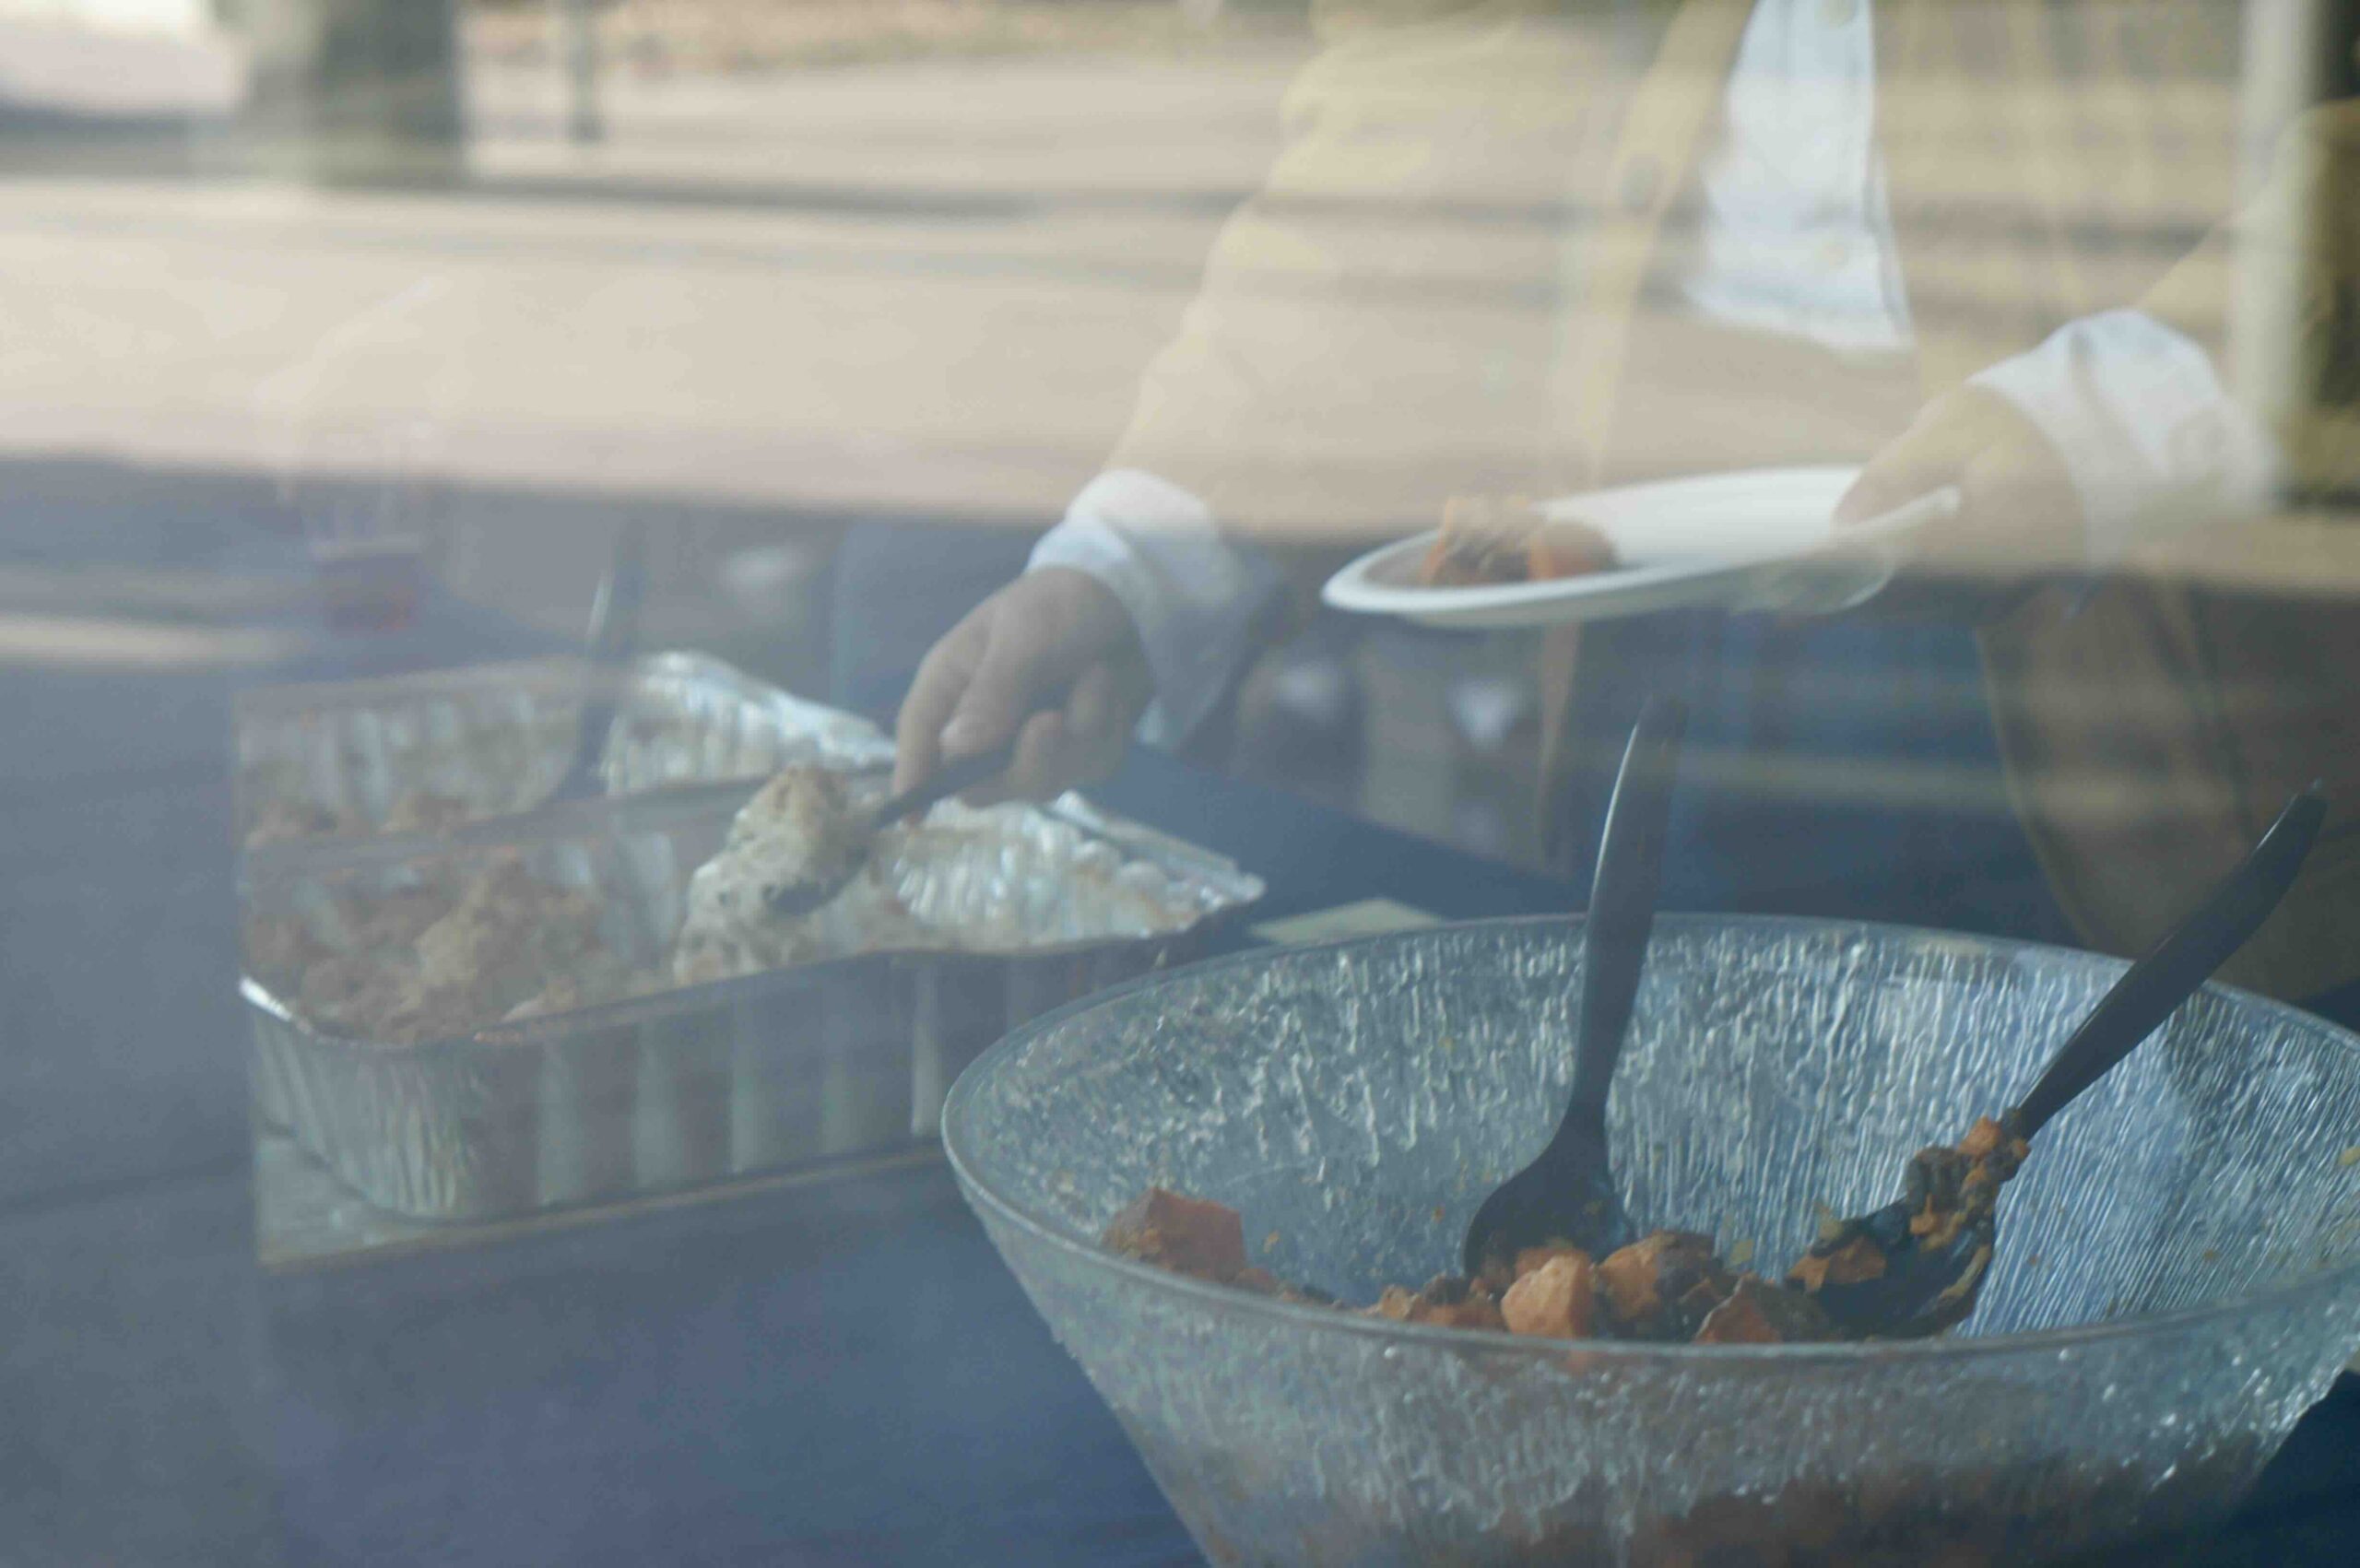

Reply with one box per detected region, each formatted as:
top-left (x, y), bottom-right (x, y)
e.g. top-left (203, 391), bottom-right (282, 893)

top-left (236, 666), bottom-right (1262, 1223)
top-left (233, 651), bottom-right (891, 844)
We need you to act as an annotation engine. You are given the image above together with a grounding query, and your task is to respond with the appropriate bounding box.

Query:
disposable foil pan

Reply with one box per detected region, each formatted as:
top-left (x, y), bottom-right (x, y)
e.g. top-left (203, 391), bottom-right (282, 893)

top-left (232, 651), bottom-right (891, 844)
top-left (240, 776), bottom-right (1263, 1223)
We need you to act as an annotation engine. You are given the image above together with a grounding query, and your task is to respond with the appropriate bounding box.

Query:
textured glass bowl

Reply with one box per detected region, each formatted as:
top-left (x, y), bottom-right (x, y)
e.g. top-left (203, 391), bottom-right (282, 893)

top-left (944, 917), bottom-right (2360, 1566)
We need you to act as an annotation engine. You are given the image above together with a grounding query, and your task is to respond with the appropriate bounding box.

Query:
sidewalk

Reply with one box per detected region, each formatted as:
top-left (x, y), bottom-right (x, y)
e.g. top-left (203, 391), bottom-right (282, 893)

top-left (0, 40), bottom-right (1304, 523)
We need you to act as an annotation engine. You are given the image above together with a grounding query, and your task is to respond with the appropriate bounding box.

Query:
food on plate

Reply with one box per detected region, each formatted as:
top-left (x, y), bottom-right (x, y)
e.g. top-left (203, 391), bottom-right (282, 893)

top-left (1416, 495), bottom-right (1616, 587)
top-left (1103, 1187), bottom-right (1833, 1346)
top-left (242, 850), bottom-right (655, 1043)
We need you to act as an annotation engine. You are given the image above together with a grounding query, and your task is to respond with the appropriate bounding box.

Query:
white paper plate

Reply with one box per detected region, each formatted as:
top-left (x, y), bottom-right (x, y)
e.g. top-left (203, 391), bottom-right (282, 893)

top-left (1321, 466), bottom-right (1960, 631)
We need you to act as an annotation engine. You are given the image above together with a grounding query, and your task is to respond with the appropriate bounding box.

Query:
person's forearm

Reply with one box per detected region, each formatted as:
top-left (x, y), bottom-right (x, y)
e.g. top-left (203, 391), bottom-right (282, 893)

top-left (1968, 310), bottom-right (2278, 564)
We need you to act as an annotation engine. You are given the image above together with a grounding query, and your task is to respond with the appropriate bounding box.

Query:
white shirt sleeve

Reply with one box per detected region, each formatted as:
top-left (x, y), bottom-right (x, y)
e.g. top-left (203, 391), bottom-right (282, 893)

top-left (1968, 309), bottom-right (2280, 565)
top-left (1027, 468), bottom-right (1287, 748)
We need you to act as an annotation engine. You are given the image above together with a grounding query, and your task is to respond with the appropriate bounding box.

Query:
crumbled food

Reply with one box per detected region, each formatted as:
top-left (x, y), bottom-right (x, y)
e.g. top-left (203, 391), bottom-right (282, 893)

top-left (733, 766), bottom-right (871, 906)
top-left (672, 763), bottom-right (1210, 984)
top-left (1371, 1275), bottom-right (1510, 1331)
top-left (242, 850), bottom-right (655, 1044)
top-left (1417, 495), bottom-right (1616, 587)
top-left (1103, 1114), bottom-right (2035, 1349)
top-left (246, 799), bottom-right (351, 848)
top-left (1596, 1230), bottom-right (1735, 1340)
top-left (1788, 1232), bottom-right (1890, 1293)
top-left (670, 767), bottom-right (960, 982)
top-left (244, 789), bottom-right (472, 848)
top-left (1788, 1116), bottom-right (2027, 1306)
top-left (381, 789), bottom-right (473, 835)
top-left (242, 905), bottom-right (318, 977)
top-left (415, 855), bottom-right (599, 1003)
top-left (1104, 1188), bottom-right (1803, 1347)
top-left (1693, 1273), bottom-right (1835, 1346)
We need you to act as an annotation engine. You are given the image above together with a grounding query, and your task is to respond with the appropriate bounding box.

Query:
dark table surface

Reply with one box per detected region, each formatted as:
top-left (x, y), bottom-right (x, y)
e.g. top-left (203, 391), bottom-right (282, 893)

top-left (6, 574), bottom-right (2357, 1567)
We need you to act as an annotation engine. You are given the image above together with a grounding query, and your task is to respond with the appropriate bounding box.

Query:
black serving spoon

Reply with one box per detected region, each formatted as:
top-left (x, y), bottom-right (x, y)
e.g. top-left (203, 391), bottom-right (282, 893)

top-left (544, 519), bottom-right (649, 808)
top-left (1462, 695), bottom-right (1687, 1279)
top-left (762, 739), bottom-right (1019, 916)
top-left (1795, 786), bottom-right (2329, 1339)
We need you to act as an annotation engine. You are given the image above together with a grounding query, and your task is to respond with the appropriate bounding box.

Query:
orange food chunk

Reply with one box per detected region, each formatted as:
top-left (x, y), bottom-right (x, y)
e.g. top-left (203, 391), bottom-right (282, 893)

top-left (1420, 495), bottom-right (1548, 586)
top-left (1956, 1116), bottom-right (2010, 1159)
top-left (1102, 1188), bottom-right (1247, 1283)
top-left (1694, 1275), bottom-right (1835, 1345)
top-left (1502, 1254), bottom-right (1599, 1339)
top-left (1788, 1233), bottom-right (1889, 1293)
top-left (1513, 1244), bottom-right (1593, 1280)
top-left (1525, 519), bottom-right (1616, 581)
top-left (1598, 1231), bottom-right (1729, 1335)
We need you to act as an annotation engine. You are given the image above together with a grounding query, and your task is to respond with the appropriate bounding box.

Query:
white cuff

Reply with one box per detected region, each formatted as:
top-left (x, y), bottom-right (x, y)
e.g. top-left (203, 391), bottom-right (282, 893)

top-left (1970, 309), bottom-right (2279, 565)
top-left (1028, 469), bottom-right (1285, 747)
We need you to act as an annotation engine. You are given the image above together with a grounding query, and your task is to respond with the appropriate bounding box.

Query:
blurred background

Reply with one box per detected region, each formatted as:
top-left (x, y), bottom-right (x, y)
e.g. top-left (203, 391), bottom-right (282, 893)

top-left (2, 0), bottom-right (1550, 857)
top-left (9, 2), bottom-right (2348, 870)
top-left (10, 5), bottom-right (2360, 1564)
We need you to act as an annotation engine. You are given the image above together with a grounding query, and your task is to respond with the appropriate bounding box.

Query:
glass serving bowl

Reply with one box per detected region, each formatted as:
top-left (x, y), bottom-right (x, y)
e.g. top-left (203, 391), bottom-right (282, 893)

top-left (943, 916), bottom-right (2360, 1566)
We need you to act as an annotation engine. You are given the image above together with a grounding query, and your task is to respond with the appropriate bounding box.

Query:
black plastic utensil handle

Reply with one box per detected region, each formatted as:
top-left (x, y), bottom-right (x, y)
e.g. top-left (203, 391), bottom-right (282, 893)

top-left (585, 519), bottom-right (649, 669)
top-left (2011, 787), bottom-right (2328, 1139)
top-left (550, 520), bottom-right (650, 801)
top-left (871, 738), bottom-right (1021, 828)
top-left (1567, 695), bottom-right (1688, 1132)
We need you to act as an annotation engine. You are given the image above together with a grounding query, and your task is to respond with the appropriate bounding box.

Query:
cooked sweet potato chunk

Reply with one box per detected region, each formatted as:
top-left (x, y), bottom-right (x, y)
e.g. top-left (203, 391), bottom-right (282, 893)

top-left (1694, 1275), bottom-right (1836, 1345)
top-left (1788, 1232), bottom-right (1890, 1292)
top-left (1103, 1190), bottom-right (1851, 1348)
top-left (1502, 1254), bottom-right (1599, 1339)
top-left (1102, 1188), bottom-right (1247, 1283)
top-left (1598, 1231), bottom-right (1734, 1339)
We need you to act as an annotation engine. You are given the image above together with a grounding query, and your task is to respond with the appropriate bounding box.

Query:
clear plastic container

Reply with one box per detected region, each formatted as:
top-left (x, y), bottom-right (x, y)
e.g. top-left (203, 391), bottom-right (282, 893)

top-left (946, 916), bottom-right (2360, 1566)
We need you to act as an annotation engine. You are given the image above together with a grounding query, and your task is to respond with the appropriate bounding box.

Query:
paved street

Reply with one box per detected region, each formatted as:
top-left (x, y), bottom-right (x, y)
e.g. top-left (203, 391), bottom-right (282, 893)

top-left (1, 35), bottom-right (1304, 525)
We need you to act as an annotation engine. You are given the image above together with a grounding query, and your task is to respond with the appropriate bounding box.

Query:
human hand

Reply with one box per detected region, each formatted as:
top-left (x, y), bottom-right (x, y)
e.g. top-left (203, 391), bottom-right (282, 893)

top-left (1835, 386), bottom-right (2084, 588)
top-left (893, 567), bottom-right (1153, 804)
